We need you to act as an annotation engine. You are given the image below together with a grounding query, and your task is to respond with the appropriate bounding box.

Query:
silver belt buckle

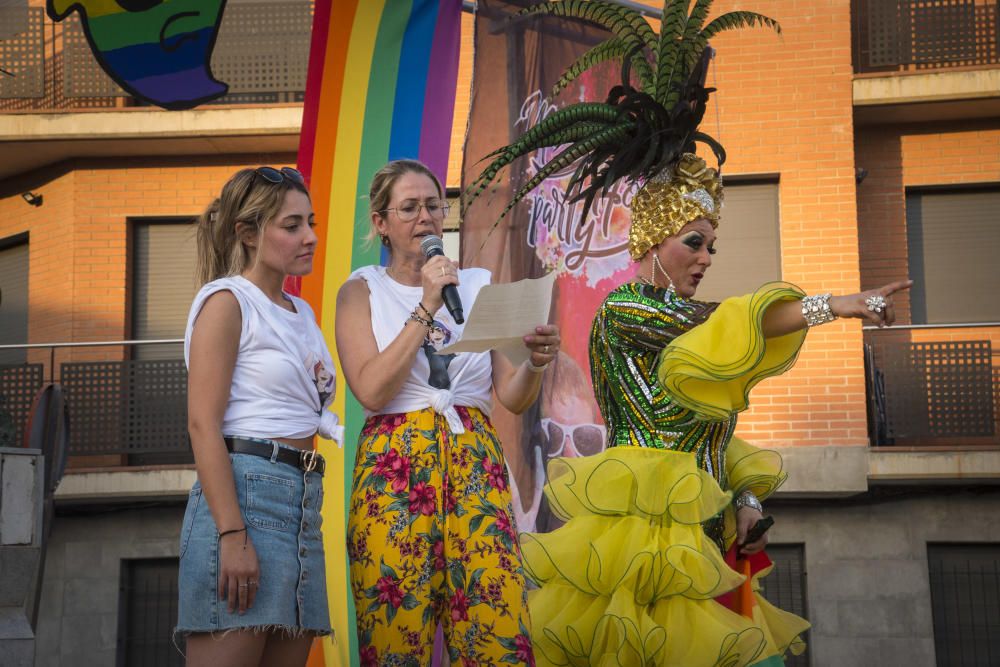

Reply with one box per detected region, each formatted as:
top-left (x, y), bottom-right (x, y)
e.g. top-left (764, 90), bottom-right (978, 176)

top-left (300, 449), bottom-right (319, 473)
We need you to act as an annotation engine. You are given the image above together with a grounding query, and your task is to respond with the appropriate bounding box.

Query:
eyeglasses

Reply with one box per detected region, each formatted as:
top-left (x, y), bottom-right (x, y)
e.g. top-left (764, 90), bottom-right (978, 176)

top-left (236, 167), bottom-right (306, 214)
top-left (539, 418), bottom-right (607, 458)
top-left (380, 200), bottom-right (450, 222)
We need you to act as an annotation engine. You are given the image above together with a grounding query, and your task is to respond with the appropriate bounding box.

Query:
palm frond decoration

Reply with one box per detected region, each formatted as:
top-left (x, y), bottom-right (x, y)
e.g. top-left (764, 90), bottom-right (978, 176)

top-left (464, 0), bottom-right (780, 233)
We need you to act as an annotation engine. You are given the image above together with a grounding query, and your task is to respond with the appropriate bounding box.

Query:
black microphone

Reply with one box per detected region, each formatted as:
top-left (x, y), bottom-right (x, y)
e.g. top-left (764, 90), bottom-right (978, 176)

top-left (420, 235), bottom-right (464, 324)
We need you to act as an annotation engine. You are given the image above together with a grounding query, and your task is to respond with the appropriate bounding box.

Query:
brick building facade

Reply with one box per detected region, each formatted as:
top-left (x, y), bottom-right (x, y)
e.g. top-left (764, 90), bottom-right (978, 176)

top-left (1, 1), bottom-right (998, 665)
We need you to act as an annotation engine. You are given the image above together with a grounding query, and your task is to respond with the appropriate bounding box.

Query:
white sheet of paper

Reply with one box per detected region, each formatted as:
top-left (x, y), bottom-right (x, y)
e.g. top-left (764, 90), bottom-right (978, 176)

top-left (437, 272), bottom-right (556, 366)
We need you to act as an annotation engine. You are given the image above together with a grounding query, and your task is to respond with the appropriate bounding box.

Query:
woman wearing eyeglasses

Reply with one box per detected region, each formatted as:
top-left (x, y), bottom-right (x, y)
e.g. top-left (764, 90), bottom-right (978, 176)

top-left (336, 159), bottom-right (558, 665)
top-left (177, 167), bottom-right (339, 666)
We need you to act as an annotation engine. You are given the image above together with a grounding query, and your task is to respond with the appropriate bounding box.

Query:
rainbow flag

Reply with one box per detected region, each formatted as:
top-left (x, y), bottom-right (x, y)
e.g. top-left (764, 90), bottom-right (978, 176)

top-left (295, 1), bottom-right (462, 664)
top-left (47, 0), bottom-right (229, 109)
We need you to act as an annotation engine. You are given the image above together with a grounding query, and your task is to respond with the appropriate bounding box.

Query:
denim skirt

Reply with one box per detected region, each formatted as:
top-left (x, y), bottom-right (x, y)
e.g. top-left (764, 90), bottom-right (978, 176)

top-left (175, 444), bottom-right (331, 637)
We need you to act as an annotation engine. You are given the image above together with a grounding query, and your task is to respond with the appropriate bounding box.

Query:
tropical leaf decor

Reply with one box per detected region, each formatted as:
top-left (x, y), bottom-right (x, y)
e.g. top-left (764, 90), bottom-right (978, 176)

top-left (464, 0), bottom-right (780, 229)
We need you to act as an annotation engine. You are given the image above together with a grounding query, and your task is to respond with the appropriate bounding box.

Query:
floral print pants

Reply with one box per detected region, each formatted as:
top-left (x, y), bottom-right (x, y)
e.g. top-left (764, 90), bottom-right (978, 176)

top-left (347, 407), bottom-right (534, 667)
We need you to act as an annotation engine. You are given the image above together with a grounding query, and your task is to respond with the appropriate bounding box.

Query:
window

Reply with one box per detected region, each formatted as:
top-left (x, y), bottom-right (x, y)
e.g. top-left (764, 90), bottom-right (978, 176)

top-left (693, 180), bottom-right (781, 302)
top-left (117, 558), bottom-right (182, 667)
top-left (906, 187), bottom-right (1000, 324)
top-left (761, 544), bottom-right (809, 667)
top-left (0, 234), bottom-right (29, 366)
top-left (928, 543), bottom-right (1000, 665)
top-left (131, 220), bottom-right (198, 360)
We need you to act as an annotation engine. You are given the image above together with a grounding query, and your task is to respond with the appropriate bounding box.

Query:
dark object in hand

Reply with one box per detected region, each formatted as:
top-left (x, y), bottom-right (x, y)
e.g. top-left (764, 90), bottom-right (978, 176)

top-left (742, 515), bottom-right (774, 545)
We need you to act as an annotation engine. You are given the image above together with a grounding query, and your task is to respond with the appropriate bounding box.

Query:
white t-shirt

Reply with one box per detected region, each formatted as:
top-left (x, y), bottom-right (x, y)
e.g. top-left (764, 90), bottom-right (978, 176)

top-left (184, 275), bottom-right (342, 443)
top-left (350, 265), bottom-right (494, 434)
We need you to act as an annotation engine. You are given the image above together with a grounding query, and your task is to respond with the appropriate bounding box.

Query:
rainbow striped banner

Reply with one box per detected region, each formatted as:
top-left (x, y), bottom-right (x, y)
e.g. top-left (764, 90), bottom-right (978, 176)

top-left (295, 1), bottom-right (462, 664)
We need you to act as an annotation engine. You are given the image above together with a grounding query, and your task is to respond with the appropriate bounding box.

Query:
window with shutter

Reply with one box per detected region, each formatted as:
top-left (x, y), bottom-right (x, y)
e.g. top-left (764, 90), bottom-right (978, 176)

top-left (691, 181), bottom-right (781, 303)
top-left (906, 187), bottom-right (1000, 324)
top-left (131, 220), bottom-right (198, 360)
top-left (0, 235), bottom-right (29, 366)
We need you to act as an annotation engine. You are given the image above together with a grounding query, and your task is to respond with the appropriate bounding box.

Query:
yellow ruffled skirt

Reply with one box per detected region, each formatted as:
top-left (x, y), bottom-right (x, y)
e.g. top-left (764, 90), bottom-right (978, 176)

top-left (520, 446), bottom-right (809, 666)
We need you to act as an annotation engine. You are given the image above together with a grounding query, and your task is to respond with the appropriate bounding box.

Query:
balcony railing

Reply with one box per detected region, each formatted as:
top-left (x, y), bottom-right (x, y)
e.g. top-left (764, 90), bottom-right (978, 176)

top-left (0, 2), bottom-right (312, 112)
top-left (865, 324), bottom-right (1000, 446)
top-left (852, 0), bottom-right (999, 73)
top-left (5, 330), bottom-right (997, 462)
top-left (0, 340), bottom-right (191, 465)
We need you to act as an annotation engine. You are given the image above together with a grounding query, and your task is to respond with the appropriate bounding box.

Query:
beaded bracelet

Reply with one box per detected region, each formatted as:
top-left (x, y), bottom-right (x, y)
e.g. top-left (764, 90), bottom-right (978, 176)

top-left (407, 309), bottom-right (433, 330)
top-left (416, 302), bottom-right (436, 322)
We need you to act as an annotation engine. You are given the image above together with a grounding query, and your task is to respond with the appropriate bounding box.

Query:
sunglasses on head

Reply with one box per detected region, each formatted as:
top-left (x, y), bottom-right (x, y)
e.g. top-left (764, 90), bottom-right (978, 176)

top-left (254, 166), bottom-right (305, 186)
top-left (235, 166), bottom-right (306, 215)
top-left (539, 418), bottom-right (607, 457)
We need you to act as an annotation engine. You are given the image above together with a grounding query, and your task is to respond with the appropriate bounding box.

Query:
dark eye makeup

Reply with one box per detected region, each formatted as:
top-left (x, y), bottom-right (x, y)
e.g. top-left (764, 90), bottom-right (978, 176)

top-left (682, 232), bottom-right (717, 255)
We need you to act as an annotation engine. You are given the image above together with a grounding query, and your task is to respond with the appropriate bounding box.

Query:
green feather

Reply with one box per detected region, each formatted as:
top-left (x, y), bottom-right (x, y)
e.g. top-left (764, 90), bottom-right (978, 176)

top-left (700, 10), bottom-right (781, 41)
top-left (489, 125), bottom-right (632, 229)
top-left (676, 0), bottom-right (714, 71)
top-left (462, 105), bottom-right (623, 206)
top-left (517, 1), bottom-right (652, 62)
top-left (519, 0), bottom-right (658, 49)
top-left (655, 0), bottom-right (692, 105)
top-left (552, 38), bottom-right (654, 97)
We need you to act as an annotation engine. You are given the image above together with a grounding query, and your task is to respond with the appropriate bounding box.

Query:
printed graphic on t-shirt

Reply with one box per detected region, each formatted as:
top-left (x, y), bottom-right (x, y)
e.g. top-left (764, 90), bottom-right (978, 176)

top-left (422, 319), bottom-right (456, 390)
top-left (309, 354), bottom-right (335, 408)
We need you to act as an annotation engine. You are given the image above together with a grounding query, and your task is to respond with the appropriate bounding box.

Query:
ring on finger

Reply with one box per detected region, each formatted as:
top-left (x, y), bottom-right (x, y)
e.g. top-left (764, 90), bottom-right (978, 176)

top-left (865, 294), bottom-right (887, 314)
top-left (440, 266), bottom-right (446, 278)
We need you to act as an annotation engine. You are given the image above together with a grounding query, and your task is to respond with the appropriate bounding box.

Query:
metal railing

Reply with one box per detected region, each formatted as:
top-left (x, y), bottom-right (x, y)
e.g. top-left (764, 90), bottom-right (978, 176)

top-left (0, 340), bottom-right (191, 465)
top-left (5, 329), bottom-right (997, 459)
top-left (852, 0), bottom-right (1000, 73)
top-left (864, 325), bottom-right (1000, 446)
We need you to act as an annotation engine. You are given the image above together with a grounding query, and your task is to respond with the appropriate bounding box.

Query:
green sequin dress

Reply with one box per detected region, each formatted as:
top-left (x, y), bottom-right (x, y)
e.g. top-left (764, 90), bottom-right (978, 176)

top-left (590, 282), bottom-right (733, 490)
top-left (520, 281), bottom-right (812, 666)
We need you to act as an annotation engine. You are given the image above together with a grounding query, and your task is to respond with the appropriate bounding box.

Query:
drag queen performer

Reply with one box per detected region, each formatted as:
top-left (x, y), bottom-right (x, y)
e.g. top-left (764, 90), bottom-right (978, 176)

top-left (464, 1), bottom-right (911, 664)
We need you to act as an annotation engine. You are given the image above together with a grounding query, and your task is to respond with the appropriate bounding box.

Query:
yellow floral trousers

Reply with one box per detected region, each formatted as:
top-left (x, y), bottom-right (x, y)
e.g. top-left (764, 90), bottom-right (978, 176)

top-left (347, 407), bottom-right (534, 667)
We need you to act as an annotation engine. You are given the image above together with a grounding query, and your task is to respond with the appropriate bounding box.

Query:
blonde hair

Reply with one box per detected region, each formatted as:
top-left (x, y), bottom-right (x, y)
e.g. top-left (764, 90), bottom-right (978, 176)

top-left (366, 159), bottom-right (444, 249)
top-left (196, 168), bottom-right (310, 285)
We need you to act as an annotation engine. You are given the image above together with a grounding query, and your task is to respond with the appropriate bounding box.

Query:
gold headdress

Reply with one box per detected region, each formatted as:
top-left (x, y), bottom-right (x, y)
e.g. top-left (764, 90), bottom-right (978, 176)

top-left (628, 153), bottom-right (723, 260)
top-left (464, 0), bottom-right (779, 257)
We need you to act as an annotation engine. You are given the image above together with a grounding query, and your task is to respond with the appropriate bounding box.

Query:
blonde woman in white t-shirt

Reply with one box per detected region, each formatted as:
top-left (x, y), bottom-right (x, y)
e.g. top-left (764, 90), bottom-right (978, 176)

top-left (176, 167), bottom-right (339, 666)
top-left (336, 159), bottom-right (558, 665)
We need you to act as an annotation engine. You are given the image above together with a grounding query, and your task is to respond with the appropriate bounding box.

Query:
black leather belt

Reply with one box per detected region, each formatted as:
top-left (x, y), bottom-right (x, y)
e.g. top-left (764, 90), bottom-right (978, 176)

top-left (224, 437), bottom-right (325, 475)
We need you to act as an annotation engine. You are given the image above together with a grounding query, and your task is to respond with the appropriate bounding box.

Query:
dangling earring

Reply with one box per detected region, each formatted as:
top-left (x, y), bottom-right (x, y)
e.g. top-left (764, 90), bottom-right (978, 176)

top-left (652, 254), bottom-right (675, 293)
top-left (379, 233), bottom-right (390, 248)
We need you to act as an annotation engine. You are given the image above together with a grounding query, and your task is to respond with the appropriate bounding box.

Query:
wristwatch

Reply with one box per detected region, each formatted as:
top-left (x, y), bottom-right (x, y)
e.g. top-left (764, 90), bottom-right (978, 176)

top-left (734, 490), bottom-right (763, 513)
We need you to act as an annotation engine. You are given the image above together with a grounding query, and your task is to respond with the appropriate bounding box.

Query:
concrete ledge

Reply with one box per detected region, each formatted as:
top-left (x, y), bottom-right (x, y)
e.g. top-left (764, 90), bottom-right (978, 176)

top-left (0, 106), bottom-right (303, 180)
top-left (854, 69), bottom-right (1000, 106)
top-left (772, 445), bottom-right (870, 497)
top-left (0, 105), bottom-right (302, 143)
top-left (54, 467), bottom-right (196, 503)
top-left (869, 448), bottom-right (1000, 484)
